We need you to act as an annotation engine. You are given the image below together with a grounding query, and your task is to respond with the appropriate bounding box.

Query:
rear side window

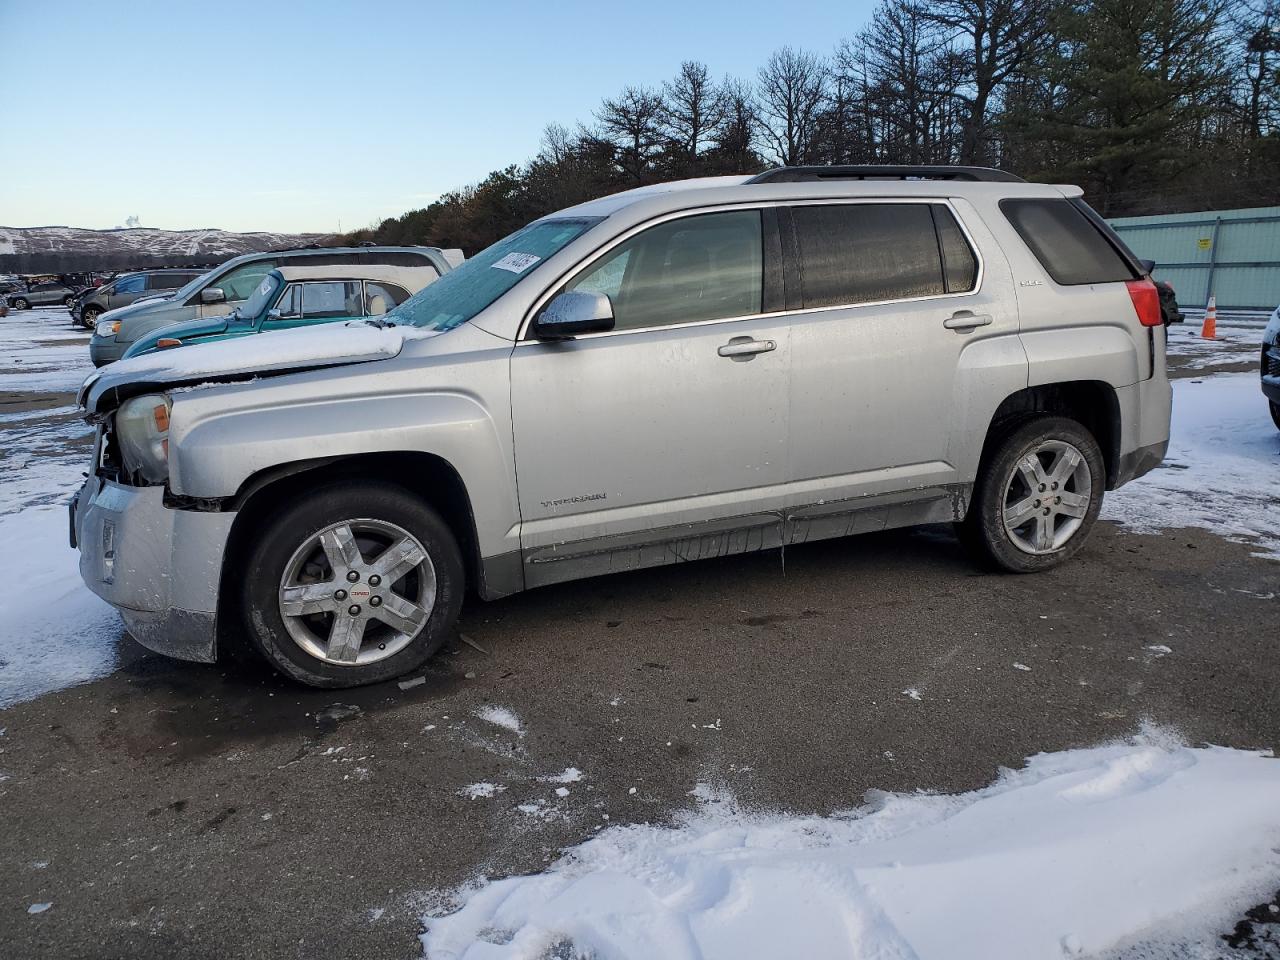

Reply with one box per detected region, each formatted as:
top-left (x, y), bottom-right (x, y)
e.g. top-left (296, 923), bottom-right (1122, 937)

top-left (934, 206), bottom-right (979, 293)
top-left (790, 203), bottom-right (968, 309)
top-left (147, 273), bottom-right (182, 290)
top-left (1000, 199), bottom-right (1136, 285)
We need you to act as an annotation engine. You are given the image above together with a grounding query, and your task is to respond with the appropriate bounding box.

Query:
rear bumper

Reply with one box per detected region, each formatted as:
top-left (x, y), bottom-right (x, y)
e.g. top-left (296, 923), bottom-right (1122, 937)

top-left (1111, 372), bottom-right (1172, 489)
top-left (74, 477), bottom-right (235, 663)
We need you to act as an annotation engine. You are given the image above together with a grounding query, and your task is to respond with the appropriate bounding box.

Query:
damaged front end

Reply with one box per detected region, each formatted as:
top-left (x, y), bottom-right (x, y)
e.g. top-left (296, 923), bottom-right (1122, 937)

top-left (72, 323), bottom-right (411, 663)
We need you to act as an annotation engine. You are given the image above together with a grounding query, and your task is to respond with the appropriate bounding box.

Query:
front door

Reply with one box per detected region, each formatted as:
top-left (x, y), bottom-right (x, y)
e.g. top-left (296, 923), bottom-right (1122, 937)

top-left (510, 208), bottom-right (791, 587)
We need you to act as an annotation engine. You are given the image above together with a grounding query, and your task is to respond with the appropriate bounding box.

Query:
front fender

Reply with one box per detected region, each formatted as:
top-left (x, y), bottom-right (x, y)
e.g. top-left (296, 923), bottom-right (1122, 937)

top-left (170, 391), bottom-right (518, 560)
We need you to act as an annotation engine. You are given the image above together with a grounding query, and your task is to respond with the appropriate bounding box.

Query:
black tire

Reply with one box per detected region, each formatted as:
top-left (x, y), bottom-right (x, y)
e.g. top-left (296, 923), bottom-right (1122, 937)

top-left (62, 294), bottom-right (75, 306)
top-left (1271, 401), bottom-right (1280, 432)
top-left (958, 416), bottom-right (1105, 573)
top-left (11, 297), bottom-right (30, 310)
top-left (80, 306), bottom-right (102, 328)
top-left (239, 481), bottom-right (464, 688)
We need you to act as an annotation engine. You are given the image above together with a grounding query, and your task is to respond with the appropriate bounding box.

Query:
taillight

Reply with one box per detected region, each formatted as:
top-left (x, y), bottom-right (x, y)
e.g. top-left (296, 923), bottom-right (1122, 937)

top-left (1126, 278), bottom-right (1162, 327)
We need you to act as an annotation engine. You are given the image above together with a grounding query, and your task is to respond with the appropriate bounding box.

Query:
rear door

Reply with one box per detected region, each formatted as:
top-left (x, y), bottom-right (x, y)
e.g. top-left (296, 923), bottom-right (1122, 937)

top-left (783, 199), bottom-right (1021, 530)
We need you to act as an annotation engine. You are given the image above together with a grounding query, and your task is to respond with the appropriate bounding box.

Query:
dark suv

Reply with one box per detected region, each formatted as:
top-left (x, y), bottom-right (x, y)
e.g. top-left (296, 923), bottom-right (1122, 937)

top-left (72, 269), bottom-right (206, 328)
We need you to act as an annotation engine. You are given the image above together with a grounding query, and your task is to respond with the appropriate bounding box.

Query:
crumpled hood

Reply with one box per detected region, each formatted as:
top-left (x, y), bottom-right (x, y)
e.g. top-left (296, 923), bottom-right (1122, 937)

top-left (80, 321), bottom-right (429, 413)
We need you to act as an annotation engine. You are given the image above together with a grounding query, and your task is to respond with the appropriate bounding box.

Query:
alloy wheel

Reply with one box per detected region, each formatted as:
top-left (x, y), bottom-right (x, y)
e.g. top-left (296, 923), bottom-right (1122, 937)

top-left (1001, 439), bottom-right (1093, 555)
top-left (277, 518), bottom-right (436, 665)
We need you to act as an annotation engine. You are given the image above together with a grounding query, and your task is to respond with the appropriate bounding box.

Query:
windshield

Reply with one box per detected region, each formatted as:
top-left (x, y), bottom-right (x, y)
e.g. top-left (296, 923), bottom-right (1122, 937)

top-left (236, 272), bottom-right (282, 320)
top-left (388, 218), bottom-right (600, 331)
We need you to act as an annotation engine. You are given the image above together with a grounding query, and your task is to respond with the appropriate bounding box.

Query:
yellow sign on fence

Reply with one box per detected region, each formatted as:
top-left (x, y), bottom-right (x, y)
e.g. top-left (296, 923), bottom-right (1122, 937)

top-left (1197, 238), bottom-right (1212, 249)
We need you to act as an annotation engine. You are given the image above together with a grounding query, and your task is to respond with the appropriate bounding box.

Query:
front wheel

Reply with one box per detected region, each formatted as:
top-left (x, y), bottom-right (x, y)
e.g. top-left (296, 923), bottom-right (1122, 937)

top-left (80, 306), bottom-right (102, 328)
top-left (1271, 400), bottom-right (1280, 432)
top-left (958, 416), bottom-right (1105, 573)
top-left (239, 481), bottom-right (465, 688)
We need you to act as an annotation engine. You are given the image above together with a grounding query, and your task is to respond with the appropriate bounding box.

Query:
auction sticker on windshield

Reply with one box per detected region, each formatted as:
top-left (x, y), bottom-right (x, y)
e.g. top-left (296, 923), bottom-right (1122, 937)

top-left (491, 252), bottom-right (541, 273)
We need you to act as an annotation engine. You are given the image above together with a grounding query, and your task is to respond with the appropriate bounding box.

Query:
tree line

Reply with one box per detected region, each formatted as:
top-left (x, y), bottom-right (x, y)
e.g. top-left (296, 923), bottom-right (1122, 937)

top-left (346, 0), bottom-right (1279, 254)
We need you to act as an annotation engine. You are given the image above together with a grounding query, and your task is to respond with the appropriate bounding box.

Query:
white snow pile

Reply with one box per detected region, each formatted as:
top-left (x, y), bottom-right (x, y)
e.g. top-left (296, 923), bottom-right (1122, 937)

top-left (473, 705), bottom-right (525, 737)
top-left (421, 732), bottom-right (1280, 960)
top-left (1105, 373), bottom-right (1280, 558)
top-left (0, 507), bottom-right (119, 708)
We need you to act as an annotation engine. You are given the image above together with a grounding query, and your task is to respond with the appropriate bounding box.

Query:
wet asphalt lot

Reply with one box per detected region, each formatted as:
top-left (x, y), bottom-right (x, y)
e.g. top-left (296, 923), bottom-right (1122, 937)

top-left (1, 314), bottom-right (1278, 959)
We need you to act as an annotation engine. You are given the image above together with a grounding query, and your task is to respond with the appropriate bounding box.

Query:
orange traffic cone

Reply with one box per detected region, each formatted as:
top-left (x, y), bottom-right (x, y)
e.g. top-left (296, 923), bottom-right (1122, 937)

top-left (1200, 295), bottom-right (1217, 339)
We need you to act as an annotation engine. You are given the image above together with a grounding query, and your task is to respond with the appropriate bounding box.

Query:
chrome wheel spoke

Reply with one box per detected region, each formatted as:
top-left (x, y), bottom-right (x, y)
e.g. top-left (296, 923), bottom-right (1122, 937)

top-left (280, 582), bottom-right (337, 616)
top-left (1049, 447), bottom-right (1082, 484)
top-left (370, 537), bottom-right (426, 584)
top-left (370, 592), bottom-right (428, 636)
top-left (1033, 513), bottom-right (1055, 551)
top-left (1016, 454), bottom-right (1046, 488)
top-left (1057, 490), bottom-right (1090, 518)
top-left (319, 524), bottom-right (362, 572)
top-left (325, 614), bottom-right (366, 663)
top-left (1004, 496), bottom-right (1039, 528)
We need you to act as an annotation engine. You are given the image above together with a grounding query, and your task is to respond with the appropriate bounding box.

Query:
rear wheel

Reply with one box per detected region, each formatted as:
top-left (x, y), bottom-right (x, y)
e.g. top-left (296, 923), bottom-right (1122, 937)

top-left (239, 481), bottom-right (464, 688)
top-left (959, 416), bottom-right (1105, 573)
top-left (11, 297), bottom-right (30, 310)
top-left (62, 294), bottom-right (75, 306)
top-left (1271, 401), bottom-right (1280, 432)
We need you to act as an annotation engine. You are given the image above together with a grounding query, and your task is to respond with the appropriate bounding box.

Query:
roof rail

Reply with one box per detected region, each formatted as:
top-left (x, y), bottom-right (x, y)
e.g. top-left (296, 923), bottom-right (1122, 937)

top-left (747, 165), bottom-right (1025, 184)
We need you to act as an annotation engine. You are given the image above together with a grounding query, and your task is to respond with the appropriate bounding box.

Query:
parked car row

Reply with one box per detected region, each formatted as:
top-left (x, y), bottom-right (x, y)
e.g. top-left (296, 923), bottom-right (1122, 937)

top-left (87, 245), bottom-right (461, 365)
top-left (71, 269), bottom-right (205, 328)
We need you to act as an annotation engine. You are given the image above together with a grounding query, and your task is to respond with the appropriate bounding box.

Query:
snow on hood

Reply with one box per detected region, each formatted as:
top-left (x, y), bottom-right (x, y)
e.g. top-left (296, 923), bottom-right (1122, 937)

top-left (81, 321), bottom-right (430, 412)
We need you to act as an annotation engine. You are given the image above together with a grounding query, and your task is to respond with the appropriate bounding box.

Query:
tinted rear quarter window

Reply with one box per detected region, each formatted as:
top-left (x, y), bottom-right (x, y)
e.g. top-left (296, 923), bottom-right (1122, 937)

top-left (1000, 199), bottom-right (1135, 285)
top-left (791, 203), bottom-right (948, 309)
top-left (934, 206), bottom-right (979, 293)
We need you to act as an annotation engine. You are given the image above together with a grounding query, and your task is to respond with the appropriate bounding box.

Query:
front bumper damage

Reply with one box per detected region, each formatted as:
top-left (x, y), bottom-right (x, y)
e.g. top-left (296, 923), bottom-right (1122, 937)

top-left (73, 476), bottom-right (235, 663)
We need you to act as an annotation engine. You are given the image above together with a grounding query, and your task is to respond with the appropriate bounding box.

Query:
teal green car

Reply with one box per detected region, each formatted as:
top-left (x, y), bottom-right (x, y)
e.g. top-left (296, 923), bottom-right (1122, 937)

top-left (120, 263), bottom-right (440, 360)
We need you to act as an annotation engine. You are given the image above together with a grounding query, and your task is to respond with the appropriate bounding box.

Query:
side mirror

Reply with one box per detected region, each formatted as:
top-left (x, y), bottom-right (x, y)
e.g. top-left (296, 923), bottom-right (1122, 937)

top-left (201, 287), bottom-right (227, 305)
top-left (266, 308), bottom-right (283, 321)
top-left (534, 290), bottom-right (614, 339)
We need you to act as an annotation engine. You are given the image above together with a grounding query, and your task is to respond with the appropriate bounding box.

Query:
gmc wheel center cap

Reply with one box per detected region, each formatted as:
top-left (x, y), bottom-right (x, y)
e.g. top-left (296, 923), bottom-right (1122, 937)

top-left (349, 583), bottom-right (373, 602)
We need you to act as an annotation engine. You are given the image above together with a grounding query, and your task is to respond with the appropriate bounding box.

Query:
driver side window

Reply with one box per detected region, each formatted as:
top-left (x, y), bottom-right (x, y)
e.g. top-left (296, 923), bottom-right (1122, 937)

top-left (565, 210), bottom-right (762, 331)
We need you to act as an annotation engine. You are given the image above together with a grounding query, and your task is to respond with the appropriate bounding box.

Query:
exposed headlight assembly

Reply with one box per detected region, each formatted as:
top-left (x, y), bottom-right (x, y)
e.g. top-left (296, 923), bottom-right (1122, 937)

top-left (116, 393), bottom-right (171, 484)
top-left (97, 319), bottom-right (121, 337)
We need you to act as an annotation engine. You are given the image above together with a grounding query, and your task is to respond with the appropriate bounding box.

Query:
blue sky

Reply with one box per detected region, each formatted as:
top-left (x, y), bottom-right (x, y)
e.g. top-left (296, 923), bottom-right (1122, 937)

top-left (0, 0), bottom-right (874, 233)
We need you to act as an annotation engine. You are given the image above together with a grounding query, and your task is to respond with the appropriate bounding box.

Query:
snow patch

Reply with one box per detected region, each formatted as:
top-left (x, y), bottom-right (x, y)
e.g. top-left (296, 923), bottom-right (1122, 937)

top-left (473, 705), bottom-right (524, 737)
top-left (420, 732), bottom-right (1280, 960)
top-left (0, 507), bottom-right (119, 707)
top-left (1104, 374), bottom-right (1280, 558)
top-left (459, 783), bottom-right (505, 800)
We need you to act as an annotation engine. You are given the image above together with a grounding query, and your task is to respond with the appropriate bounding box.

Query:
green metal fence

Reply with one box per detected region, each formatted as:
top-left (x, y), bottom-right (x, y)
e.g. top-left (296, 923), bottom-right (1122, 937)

top-left (1106, 206), bottom-right (1280, 311)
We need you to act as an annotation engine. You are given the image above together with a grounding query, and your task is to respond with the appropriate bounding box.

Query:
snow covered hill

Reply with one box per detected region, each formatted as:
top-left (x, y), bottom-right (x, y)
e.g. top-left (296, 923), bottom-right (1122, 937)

top-left (0, 224), bottom-right (328, 267)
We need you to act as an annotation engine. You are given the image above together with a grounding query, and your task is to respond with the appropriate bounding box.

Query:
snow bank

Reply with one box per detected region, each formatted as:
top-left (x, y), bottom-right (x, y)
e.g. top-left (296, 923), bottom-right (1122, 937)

top-left (421, 734), bottom-right (1280, 960)
top-left (0, 507), bottom-right (119, 708)
top-left (1104, 374), bottom-right (1280, 557)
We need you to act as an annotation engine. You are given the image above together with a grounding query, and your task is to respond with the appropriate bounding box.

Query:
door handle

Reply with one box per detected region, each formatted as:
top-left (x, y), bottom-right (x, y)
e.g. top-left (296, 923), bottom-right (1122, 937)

top-left (943, 311), bottom-right (993, 330)
top-left (718, 337), bottom-right (776, 361)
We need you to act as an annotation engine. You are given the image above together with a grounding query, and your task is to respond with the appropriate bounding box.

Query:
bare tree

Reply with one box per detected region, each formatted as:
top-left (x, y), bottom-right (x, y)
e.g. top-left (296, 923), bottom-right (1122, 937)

top-left (857, 0), bottom-right (960, 164)
top-left (918, 0), bottom-right (1053, 165)
top-left (755, 46), bottom-right (828, 165)
top-left (596, 86), bottom-right (665, 184)
top-left (661, 61), bottom-right (726, 172)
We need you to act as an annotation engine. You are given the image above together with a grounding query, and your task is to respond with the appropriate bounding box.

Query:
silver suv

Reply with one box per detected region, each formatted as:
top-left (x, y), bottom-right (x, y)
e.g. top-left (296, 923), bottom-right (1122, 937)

top-left (72, 166), bottom-right (1172, 689)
